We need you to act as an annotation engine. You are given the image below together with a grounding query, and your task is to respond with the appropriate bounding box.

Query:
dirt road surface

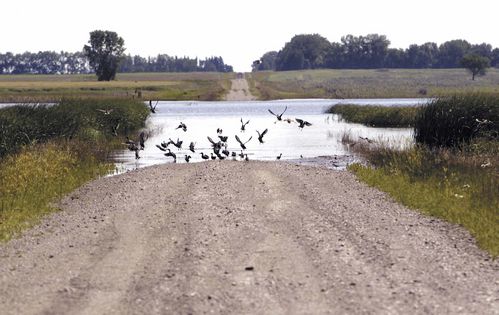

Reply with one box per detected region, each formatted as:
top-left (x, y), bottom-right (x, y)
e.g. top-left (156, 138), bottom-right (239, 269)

top-left (0, 162), bottom-right (498, 314)
top-left (224, 76), bottom-right (256, 101)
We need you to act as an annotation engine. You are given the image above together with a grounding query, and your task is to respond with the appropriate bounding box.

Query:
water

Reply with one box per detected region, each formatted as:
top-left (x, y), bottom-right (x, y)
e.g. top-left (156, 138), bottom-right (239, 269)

top-left (112, 99), bottom-right (424, 172)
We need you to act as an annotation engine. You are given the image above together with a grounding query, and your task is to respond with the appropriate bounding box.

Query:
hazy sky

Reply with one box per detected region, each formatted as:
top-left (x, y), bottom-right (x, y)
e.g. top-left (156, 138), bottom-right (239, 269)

top-left (2, 0), bottom-right (498, 71)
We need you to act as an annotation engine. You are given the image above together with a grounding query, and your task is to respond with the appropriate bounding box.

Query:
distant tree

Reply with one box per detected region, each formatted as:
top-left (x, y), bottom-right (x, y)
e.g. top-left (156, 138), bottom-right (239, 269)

top-left (275, 34), bottom-right (331, 70)
top-left (491, 48), bottom-right (499, 67)
top-left (437, 39), bottom-right (471, 68)
top-left (252, 51), bottom-right (278, 71)
top-left (460, 54), bottom-right (490, 80)
top-left (83, 30), bottom-right (125, 81)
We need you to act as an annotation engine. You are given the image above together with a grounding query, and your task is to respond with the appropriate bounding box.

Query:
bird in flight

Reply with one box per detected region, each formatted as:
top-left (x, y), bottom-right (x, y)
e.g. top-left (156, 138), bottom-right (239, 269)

top-left (268, 106), bottom-right (287, 121)
top-left (296, 118), bottom-right (312, 129)
top-left (235, 135), bottom-right (252, 150)
top-left (189, 142), bottom-right (196, 153)
top-left (256, 129), bottom-right (268, 144)
top-left (164, 149), bottom-right (177, 162)
top-left (240, 118), bottom-right (250, 131)
top-left (96, 108), bottom-right (113, 115)
top-left (176, 122), bottom-right (187, 132)
top-left (149, 100), bottom-right (158, 113)
top-left (185, 155), bottom-right (191, 163)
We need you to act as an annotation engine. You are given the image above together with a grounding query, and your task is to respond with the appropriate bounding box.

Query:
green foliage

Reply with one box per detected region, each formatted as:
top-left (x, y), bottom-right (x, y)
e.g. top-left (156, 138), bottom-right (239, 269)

top-left (349, 143), bottom-right (499, 257)
top-left (414, 94), bottom-right (499, 147)
top-left (0, 98), bottom-right (149, 157)
top-left (0, 142), bottom-right (112, 241)
top-left (276, 34), bottom-right (331, 70)
top-left (460, 54), bottom-right (491, 80)
top-left (328, 104), bottom-right (417, 127)
top-left (84, 30), bottom-right (126, 81)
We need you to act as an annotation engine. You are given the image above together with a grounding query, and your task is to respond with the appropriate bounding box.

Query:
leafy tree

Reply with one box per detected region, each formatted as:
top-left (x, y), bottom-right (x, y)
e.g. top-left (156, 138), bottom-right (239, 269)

top-left (491, 48), bottom-right (499, 67)
top-left (275, 34), bottom-right (331, 70)
top-left (437, 39), bottom-right (471, 68)
top-left (252, 51), bottom-right (278, 71)
top-left (83, 30), bottom-right (125, 81)
top-left (460, 54), bottom-right (490, 80)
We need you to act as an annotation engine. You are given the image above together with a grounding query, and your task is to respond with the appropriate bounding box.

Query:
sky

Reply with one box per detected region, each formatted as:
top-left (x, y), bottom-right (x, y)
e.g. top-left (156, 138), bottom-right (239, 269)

top-left (2, 0), bottom-right (498, 72)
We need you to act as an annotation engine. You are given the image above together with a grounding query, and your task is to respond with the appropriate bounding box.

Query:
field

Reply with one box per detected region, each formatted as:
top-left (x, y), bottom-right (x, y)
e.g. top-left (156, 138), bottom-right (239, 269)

top-left (248, 68), bottom-right (499, 99)
top-left (0, 72), bottom-right (234, 102)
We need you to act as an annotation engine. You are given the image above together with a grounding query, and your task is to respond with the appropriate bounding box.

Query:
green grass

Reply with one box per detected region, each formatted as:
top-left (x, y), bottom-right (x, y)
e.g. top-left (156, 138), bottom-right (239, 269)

top-left (415, 93), bottom-right (499, 147)
top-left (0, 98), bottom-right (150, 241)
top-left (328, 104), bottom-right (418, 127)
top-left (0, 142), bottom-right (113, 241)
top-left (0, 72), bottom-right (235, 102)
top-left (249, 69), bottom-right (499, 99)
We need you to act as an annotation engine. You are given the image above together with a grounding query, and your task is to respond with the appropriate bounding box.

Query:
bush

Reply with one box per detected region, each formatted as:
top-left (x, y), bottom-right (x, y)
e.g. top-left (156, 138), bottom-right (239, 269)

top-left (328, 104), bottom-right (417, 127)
top-left (415, 94), bottom-right (499, 147)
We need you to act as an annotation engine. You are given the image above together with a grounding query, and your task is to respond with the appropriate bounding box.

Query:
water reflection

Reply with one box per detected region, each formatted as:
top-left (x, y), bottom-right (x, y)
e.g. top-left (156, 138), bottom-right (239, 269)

top-left (112, 99), bottom-right (422, 173)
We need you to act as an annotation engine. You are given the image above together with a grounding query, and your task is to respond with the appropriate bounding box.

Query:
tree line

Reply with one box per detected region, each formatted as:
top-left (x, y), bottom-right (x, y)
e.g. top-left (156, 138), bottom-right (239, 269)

top-left (0, 51), bottom-right (233, 75)
top-left (252, 34), bottom-right (499, 71)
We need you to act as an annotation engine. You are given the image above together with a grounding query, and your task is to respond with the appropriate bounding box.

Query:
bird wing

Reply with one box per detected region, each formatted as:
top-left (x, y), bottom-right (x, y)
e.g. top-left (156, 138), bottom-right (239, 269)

top-left (244, 136), bottom-right (253, 144)
top-left (244, 120), bottom-right (250, 126)
top-left (96, 109), bottom-right (106, 113)
top-left (235, 135), bottom-right (243, 145)
top-left (261, 128), bottom-right (268, 137)
top-left (304, 121), bottom-right (312, 126)
top-left (296, 118), bottom-right (304, 124)
top-left (280, 106), bottom-right (288, 116)
top-left (156, 144), bottom-right (166, 151)
top-left (207, 136), bottom-right (216, 145)
top-left (268, 109), bottom-right (277, 117)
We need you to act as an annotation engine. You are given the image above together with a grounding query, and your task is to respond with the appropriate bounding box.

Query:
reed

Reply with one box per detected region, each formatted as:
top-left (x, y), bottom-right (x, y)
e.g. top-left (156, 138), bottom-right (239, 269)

top-left (328, 104), bottom-right (418, 127)
top-left (415, 93), bottom-right (499, 147)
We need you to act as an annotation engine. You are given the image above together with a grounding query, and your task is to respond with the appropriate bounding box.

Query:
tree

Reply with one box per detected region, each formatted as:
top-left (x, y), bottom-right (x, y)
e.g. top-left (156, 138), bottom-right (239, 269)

top-left (437, 39), bottom-right (471, 68)
top-left (83, 30), bottom-right (125, 81)
top-left (460, 54), bottom-right (490, 80)
top-left (275, 34), bottom-right (331, 70)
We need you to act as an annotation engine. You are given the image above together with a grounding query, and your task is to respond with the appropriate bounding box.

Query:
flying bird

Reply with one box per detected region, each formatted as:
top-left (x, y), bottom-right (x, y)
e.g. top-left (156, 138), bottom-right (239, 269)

top-left (240, 118), bottom-right (250, 131)
top-left (256, 129), bottom-right (268, 144)
top-left (217, 128), bottom-right (223, 134)
top-left (185, 155), bottom-right (191, 163)
top-left (218, 135), bottom-right (228, 142)
top-left (176, 122), bottom-right (187, 132)
top-left (268, 106), bottom-right (287, 121)
top-left (189, 142), bottom-right (196, 153)
top-left (164, 149), bottom-right (177, 162)
top-left (169, 138), bottom-right (183, 149)
top-left (296, 118), bottom-right (312, 129)
top-left (235, 135), bottom-right (252, 150)
top-left (139, 131), bottom-right (146, 150)
top-left (149, 100), bottom-right (158, 113)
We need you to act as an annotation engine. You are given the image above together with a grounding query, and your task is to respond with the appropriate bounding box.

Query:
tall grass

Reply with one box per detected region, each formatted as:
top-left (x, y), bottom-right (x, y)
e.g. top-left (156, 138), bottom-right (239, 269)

top-left (343, 93), bottom-right (499, 257)
top-left (415, 94), bottom-right (499, 147)
top-left (0, 98), bottom-right (150, 240)
top-left (328, 104), bottom-right (418, 127)
top-left (0, 142), bottom-right (112, 241)
top-left (0, 98), bottom-right (149, 157)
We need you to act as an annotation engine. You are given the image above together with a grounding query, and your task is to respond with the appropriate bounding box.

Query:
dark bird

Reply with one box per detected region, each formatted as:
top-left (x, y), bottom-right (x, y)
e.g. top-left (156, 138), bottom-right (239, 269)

top-left (256, 129), bottom-right (268, 144)
top-left (216, 152), bottom-right (226, 160)
top-left (149, 100), bottom-right (158, 113)
top-left (239, 150), bottom-right (245, 158)
top-left (96, 108), bottom-right (113, 115)
top-left (235, 135), bottom-right (252, 150)
top-left (164, 149), bottom-right (177, 162)
top-left (111, 122), bottom-right (120, 137)
top-left (276, 153), bottom-right (282, 160)
top-left (189, 142), bottom-right (196, 153)
top-left (169, 138), bottom-right (183, 149)
top-left (217, 128), bottom-right (223, 134)
top-left (222, 147), bottom-right (230, 156)
top-left (268, 106), bottom-right (287, 121)
top-left (200, 152), bottom-right (209, 160)
top-left (139, 131), bottom-right (146, 150)
top-left (240, 118), bottom-right (250, 131)
top-left (176, 122), bottom-right (187, 132)
top-left (231, 151), bottom-right (237, 157)
top-left (207, 136), bottom-right (223, 153)
top-left (244, 154), bottom-right (249, 162)
top-left (156, 144), bottom-right (167, 151)
top-left (185, 155), bottom-right (191, 163)
top-left (124, 136), bottom-right (135, 146)
top-left (283, 118), bottom-right (294, 124)
top-left (296, 118), bottom-right (312, 129)
top-left (218, 135), bottom-right (228, 142)
top-left (210, 153), bottom-right (217, 160)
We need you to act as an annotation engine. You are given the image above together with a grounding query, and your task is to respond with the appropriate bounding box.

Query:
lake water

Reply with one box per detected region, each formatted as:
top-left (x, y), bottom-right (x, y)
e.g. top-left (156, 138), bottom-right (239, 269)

top-left (112, 98), bottom-right (426, 172)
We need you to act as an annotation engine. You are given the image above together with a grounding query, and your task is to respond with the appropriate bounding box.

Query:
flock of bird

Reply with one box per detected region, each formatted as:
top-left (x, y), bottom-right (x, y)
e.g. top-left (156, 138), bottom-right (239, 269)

top-left (123, 103), bottom-right (313, 163)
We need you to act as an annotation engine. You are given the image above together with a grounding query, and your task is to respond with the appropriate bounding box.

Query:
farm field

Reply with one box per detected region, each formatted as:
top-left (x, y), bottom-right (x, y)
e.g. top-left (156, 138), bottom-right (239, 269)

top-left (248, 68), bottom-right (499, 99)
top-left (0, 72), bottom-right (234, 102)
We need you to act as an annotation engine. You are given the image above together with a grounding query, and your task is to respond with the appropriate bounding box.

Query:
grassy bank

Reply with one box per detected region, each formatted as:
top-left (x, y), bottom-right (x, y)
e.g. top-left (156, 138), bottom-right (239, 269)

top-left (0, 72), bottom-right (234, 102)
top-left (345, 94), bottom-right (499, 257)
top-left (0, 99), bottom-right (149, 240)
top-left (328, 104), bottom-right (418, 127)
top-left (248, 69), bottom-right (499, 99)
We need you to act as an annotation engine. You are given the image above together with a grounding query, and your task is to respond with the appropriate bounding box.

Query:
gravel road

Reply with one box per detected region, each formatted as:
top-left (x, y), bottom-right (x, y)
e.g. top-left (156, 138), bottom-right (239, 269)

top-left (0, 162), bottom-right (497, 314)
top-left (224, 77), bottom-right (256, 101)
